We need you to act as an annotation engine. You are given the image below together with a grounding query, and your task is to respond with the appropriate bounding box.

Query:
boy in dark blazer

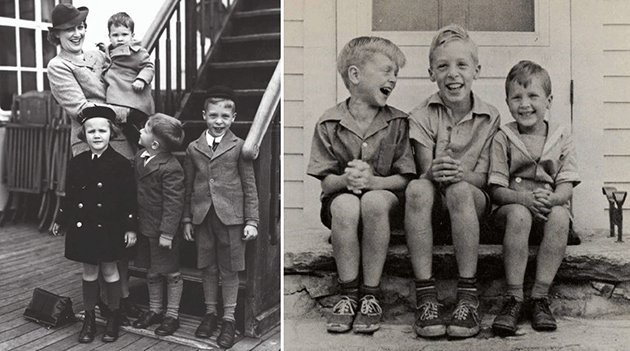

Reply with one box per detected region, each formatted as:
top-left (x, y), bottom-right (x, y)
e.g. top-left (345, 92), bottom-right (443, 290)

top-left (182, 86), bottom-right (259, 348)
top-left (131, 113), bottom-right (185, 336)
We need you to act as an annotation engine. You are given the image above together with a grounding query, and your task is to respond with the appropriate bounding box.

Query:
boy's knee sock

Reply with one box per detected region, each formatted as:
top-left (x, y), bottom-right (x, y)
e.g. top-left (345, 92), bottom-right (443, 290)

top-left (339, 276), bottom-right (360, 305)
top-left (105, 280), bottom-right (122, 310)
top-left (165, 273), bottom-right (183, 319)
top-left (506, 284), bottom-right (524, 302)
top-left (221, 270), bottom-right (240, 322)
top-left (531, 281), bottom-right (551, 299)
top-left (415, 278), bottom-right (438, 305)
top-left (201, 266), bottom-right (219, 315)
top-left (457, 276), bottom-right (478, 303)
top-left (147, 273), bottom-right (164, 313)
top-left (82, 279), bottom-right (99, 310)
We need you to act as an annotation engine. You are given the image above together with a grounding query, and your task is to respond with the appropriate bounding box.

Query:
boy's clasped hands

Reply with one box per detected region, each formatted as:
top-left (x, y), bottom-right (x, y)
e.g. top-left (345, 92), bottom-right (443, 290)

top-left (430, 149), bottom-right (464, 185)
top-left (525, 188), bottom-right (554, 222)
top-left (344, 159), bottom-right (374, 194)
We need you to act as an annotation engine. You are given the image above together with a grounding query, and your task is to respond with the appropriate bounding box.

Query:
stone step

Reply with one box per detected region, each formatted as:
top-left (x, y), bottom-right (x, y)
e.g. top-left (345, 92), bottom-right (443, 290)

top-left (284, 227), bottom-right (630, 320)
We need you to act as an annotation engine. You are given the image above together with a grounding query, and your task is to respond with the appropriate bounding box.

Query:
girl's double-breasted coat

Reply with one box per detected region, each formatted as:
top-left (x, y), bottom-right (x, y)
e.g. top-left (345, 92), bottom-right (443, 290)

top-left (57, 146), bottom-right (137, 265)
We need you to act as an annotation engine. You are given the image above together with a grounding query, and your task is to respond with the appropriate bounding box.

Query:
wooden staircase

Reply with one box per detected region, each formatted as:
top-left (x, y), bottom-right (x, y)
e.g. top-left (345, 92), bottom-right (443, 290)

top-left (131, 0), bottom-right (281, 340)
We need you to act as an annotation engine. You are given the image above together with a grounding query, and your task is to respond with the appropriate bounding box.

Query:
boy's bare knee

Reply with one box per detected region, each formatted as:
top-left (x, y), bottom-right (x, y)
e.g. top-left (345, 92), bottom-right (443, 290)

top-left (330, 194), bottom-right (361, 226)
top-left (361, 191), bottom-right (395, 218)
top-left (406, 179), bottom-right (434, 207)
top-left (444, 182), bottom-right (475, 213)
top-left (546, 206), bottom-right (570, 230)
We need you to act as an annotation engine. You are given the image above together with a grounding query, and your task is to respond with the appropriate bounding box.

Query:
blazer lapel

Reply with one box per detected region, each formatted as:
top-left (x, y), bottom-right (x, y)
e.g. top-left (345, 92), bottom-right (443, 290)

top-left (138, 153), bottom-right (169, 179)
top-left (211, 130), bottom-right (237, 160)
top-left (193, 134), bottom-right (214, 160)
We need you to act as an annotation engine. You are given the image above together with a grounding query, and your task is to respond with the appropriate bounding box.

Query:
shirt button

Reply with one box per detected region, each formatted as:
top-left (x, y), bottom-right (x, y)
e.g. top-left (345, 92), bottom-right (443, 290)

top-left (78, 203), bottom-right (83, 208)
top-left (97, 224), bottom-right (102, 228)
top-left (515, 177), bottom-right (522, 183)
top-left (210, 179), bottom-right (214, 182)
top-left (76, 222), bottom-right (82, 228)
top-left (362, 142), bottom-right (368, 147)
top-left (97, 203), bottom-right (102, 208)
top-left (97, 182), bottom-right (103, 188)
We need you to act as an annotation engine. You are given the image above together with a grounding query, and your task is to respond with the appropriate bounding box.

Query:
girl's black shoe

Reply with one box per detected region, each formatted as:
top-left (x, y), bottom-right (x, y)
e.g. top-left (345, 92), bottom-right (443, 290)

top-left (78, 309), bottom-right (96, 343)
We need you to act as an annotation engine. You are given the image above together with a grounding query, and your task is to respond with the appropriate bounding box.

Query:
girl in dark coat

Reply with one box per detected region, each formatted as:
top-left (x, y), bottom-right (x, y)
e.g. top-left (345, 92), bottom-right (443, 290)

top-left (53, 106), bottom-right (137, 344)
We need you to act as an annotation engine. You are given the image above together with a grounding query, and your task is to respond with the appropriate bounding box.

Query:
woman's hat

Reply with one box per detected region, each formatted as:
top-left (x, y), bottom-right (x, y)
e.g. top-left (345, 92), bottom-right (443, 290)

top-left (48, 4), bottom-right (89, 30)
top-left (78, 106), bottom-right (116, 125)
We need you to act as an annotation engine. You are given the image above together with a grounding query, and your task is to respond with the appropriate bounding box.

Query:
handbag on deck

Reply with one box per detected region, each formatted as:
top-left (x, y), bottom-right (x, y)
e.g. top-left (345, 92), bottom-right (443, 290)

top-left (23, 288), bottom-right (76, 328)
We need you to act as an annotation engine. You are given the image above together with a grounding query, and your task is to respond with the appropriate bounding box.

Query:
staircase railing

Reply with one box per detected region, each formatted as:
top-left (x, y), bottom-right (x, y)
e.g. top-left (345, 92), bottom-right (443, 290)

top-left (142, 0), bottom-right (238, 116)
top-left (242, 63), bottom-right (281, 161)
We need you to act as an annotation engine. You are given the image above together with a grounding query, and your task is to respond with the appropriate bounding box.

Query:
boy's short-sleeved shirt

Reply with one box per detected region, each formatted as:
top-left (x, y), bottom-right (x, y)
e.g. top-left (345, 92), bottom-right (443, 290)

top-left (307, 99), bottom-right (416, 191)
top-left (488, 121), bottom-right (580, 189)
top-left (408, 92), bottom-right (501, 174)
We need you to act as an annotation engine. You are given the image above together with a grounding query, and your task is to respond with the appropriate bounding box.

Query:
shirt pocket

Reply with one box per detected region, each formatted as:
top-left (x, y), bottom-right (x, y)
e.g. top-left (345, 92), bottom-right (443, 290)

top-left (376, 143), bottom-right (397, 176)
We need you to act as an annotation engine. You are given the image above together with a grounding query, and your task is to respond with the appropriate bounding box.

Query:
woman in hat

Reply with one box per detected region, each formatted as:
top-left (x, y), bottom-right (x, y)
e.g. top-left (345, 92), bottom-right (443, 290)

top-left (47, 3), bottom-right (136, 160)
top-left (46, 1), bottom-right (144, 333)
top-left (52, 106), bottom-right (137, 343)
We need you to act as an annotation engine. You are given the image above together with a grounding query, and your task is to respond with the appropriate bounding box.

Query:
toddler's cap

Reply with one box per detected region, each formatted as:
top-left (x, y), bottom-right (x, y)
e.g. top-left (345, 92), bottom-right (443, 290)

top-left (78, 105), bottom-right (116, 125)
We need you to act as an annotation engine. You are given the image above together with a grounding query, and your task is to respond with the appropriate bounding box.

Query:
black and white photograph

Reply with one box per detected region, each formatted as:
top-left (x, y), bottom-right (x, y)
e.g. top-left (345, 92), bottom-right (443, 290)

top-left (0, 0), bottom-right (280, 349)
top-left (283, 0), bottom-right (630, 350)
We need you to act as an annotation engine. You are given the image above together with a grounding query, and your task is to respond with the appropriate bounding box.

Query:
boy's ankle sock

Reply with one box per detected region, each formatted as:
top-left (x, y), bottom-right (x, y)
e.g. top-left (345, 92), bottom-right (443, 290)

top-left (531, 281), bottom-right (551, 299)
top-left (457, 276), bottom-right (478, 303)
top-left (359, 284), bottom-right (380, 301)
top-left (223, 304), bottom-right (236, 322)
top-left (339, 277), bottom-right (359, 302)
top-left (506, 284), bottom-right (524, 302)
top-left (415, 278), bottom-right (438, 304)
top-left (82, 280), bottom-right (99, 310)
top-left (147, 273), bottom-right (164, 313)
top-left (165, 273), bottom-right (183, 319)
top-left (105, 280), bottom-right (122, 310)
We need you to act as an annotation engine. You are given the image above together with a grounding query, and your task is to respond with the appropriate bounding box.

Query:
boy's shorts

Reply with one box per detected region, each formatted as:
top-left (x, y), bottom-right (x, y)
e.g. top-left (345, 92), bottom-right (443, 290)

top-left (320, 189), bottom-right (405, 230)
top-left (135, 234), bottom-right (181, 274)
top-left (431, 187), bottom-right (492, 245)
top-left (195, 207), bottom-right (246, 272)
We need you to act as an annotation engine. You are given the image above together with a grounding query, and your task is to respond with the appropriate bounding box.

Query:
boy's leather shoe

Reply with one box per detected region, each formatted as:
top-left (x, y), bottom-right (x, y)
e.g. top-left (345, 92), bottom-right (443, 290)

top-left (492, 296), bottom-right (523, 336)
top-left (531, 297), bottom-right (557, 331)
top-left (102, 309), bottom-right (122, 342)
top-left (217, 319), bottom-right (236, 348)
top-left (120, 297), bottom-right (144, 319)
top-left (195, 313), bottom-right (218, 338)
top-left (78, 309), bottom-right (96, 343)
top-left (132, 311), bottom-right (164, 329)
top-left (155, 316), bottom-right (180, 336)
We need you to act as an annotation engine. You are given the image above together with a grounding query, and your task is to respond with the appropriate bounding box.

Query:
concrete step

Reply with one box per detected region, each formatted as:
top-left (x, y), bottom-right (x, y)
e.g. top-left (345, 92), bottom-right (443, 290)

top-left (284, 227), bottom-right (630, 321)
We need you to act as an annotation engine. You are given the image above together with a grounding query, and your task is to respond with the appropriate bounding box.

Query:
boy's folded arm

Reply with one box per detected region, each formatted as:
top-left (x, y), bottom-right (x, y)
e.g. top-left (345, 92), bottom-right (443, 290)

top-left (368, 173), bottom-right (411, 191)
top-left (549, 182), bottom-right (573, 207)
top-left (461, 170), bottom-right (487, 189)
top-left (490, 184), bottom-right (532, 207)
top-left (321, 173), bottom-right (349, 195)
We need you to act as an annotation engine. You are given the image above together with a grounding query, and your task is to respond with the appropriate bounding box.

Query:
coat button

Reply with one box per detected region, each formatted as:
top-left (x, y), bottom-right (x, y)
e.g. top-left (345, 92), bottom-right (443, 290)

top-left (76, 222), bottom-right (82, 227)
top-left (97, 224), bottom-right (102, 228)
top-left (515, 177), bottom-right (522, 183)
top-left (97, 182), bottom-right (103, 188)
top-left (210, 179), bottom-right (214, 182)
top-left (97, 203), bottom-right (102, 208)
top-left (78, 203), bottom-right (83, 208)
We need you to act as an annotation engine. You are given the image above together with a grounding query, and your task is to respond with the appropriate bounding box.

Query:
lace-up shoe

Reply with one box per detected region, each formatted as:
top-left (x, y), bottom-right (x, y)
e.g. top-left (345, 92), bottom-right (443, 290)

top-left (326, 296), bottom-right (357, 333)
top-left (531, 297), bottom-right (557, 331)
top-left (447, 298), bottom-right (481, 338)
top-left (492, 296), bottom-right (523, 336)
top-left (414, 299), bottom-right (447, 337)
top-left (352, 295), bottom-right (382, 333)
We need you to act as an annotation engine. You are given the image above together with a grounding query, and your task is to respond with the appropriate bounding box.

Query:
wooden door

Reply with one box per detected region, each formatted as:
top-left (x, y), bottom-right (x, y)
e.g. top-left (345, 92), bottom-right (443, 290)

top-left (336, 0), bottom-right (573, 128)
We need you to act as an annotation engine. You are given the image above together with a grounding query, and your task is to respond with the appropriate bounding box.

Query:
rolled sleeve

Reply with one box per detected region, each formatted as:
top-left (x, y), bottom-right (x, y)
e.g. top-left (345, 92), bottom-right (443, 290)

top-left (488, 131), bottom-right (510, 188)
top-left (408, 110), bottom-right (436, 151)
top-left (307, 122), bottom-right (340, 180)
top-left (555, 133), bottom-right (581, 186)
